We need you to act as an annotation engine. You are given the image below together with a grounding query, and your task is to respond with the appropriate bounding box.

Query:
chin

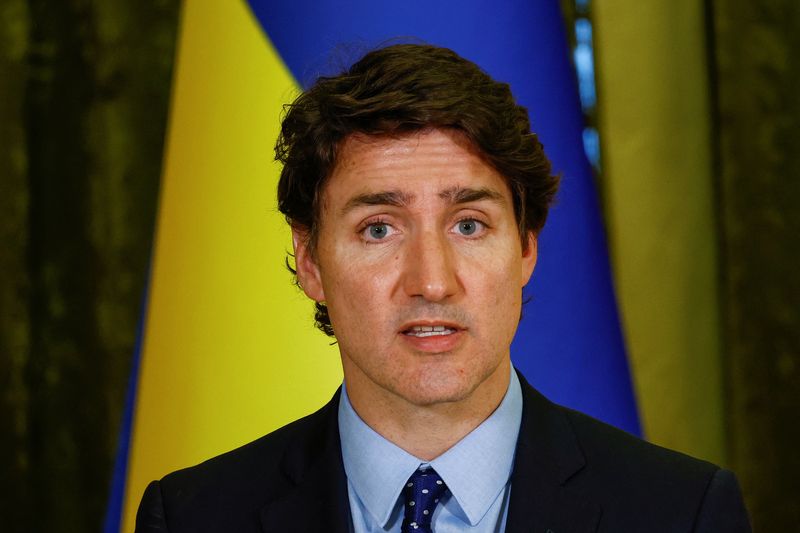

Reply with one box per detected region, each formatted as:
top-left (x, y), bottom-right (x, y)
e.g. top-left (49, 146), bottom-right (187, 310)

top-left (392, 370), bottom-right (482, 407)
top-left (398, 389), bottom-right (472, 408)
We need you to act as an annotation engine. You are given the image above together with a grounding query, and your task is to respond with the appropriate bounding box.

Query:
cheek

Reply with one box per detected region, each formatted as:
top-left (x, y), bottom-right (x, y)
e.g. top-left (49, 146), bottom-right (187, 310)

top-left (465, 247), bottom-right (523, 333)
top-left (463, 240), bottom-right (523, 288)
top-left (320, 250), bottom-right (397, 324)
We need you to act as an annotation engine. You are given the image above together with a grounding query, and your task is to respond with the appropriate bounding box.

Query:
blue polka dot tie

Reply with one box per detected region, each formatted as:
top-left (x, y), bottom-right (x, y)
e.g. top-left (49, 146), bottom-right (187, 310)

top-left (401, 468), bottom-right (448, 532)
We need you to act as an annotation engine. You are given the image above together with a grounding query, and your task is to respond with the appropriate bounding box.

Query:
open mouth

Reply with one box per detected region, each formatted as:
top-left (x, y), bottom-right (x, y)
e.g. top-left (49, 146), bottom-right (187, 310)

top-left (403, 325), bottom-right (458, 338)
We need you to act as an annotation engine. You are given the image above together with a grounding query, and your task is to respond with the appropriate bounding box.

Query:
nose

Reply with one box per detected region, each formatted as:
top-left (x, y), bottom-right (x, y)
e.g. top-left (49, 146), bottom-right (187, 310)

top-left (402, 229), bottom-right (460, 302)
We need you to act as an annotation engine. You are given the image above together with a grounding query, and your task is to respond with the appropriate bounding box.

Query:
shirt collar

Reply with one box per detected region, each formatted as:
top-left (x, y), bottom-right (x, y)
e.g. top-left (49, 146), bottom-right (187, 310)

top-left (338, 367), bottom-right (523, 527)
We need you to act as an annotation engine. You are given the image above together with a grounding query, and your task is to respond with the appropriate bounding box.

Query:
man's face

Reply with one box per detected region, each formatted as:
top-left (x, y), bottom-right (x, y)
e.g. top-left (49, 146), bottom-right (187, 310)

top-left (294, 128), bottom-right (536, 408)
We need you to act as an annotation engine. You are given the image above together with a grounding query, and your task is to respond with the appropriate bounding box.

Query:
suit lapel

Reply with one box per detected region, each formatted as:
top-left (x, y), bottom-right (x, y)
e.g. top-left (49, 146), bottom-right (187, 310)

top-left (256, 374), bottom-right (601, 533)
top-left (259, 390), bottom-right (352, 533)
top-left (505, 372), bottom-right (601, 533)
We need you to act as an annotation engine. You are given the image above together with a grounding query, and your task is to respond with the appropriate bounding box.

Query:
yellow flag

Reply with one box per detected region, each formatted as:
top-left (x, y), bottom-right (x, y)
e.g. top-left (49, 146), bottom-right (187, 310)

top-left (121, 1), bottom-right (342, 530)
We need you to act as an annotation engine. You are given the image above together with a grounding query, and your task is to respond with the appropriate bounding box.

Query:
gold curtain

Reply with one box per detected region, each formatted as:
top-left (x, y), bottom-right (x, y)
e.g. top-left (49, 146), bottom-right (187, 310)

top-left (0, 1), bottom-right (179, 530)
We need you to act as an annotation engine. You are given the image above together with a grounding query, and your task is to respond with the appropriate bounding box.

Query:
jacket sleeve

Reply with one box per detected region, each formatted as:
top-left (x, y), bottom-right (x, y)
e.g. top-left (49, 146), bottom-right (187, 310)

top-left (693, 468), bottom-right (752, 533)
top-left (135, 480), bottom-right (170, 532)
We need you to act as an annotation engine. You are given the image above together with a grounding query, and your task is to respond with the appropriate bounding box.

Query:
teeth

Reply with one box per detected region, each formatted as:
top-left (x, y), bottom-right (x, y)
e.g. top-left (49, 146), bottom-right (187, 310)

top-left (406, 325), bottom-right (454, 337)
top-left (410, 325), bottom-right (446, 332)
top-left (412, 330), bottom-right (450, 337)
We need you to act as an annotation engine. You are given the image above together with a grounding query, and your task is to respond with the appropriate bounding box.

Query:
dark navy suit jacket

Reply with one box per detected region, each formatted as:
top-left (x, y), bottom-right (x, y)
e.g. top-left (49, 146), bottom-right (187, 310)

top-left (136, 372), bottom-right (751, 532)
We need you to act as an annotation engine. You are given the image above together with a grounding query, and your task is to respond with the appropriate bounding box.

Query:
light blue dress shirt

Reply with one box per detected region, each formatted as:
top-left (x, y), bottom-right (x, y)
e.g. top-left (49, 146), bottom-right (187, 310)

top-left (338, 368), bottom-right (523, 533)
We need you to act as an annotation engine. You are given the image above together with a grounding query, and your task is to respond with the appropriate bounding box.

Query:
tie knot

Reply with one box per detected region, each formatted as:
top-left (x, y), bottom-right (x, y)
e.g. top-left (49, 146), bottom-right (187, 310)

top-left (401, 468), bottom-right (448, 532)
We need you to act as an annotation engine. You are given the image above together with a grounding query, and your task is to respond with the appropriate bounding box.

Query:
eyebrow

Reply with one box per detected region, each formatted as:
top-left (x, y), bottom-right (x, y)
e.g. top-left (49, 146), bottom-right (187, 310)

top-left (439, 186), bottom-right (506, 205)
top-left (340, 186), bottom-right (506, 216)
top-left (341, 190), bottom-right (415, 215)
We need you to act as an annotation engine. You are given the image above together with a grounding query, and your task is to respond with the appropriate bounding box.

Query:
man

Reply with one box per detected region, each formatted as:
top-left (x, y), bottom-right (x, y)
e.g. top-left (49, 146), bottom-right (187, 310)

top-left (136, 44), bottom-right (750, 532)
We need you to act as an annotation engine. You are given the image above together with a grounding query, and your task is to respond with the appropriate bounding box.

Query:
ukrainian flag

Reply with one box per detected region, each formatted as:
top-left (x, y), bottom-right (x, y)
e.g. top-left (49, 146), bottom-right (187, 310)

top-left (106, 2), bottom-right (640, 531)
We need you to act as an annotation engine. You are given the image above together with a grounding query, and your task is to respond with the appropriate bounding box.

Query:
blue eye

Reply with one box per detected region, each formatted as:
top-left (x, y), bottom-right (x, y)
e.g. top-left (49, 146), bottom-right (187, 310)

top-left (367, 223), bottom-right (390, 240)
top-left (456, 219), bottom-right (480, 236)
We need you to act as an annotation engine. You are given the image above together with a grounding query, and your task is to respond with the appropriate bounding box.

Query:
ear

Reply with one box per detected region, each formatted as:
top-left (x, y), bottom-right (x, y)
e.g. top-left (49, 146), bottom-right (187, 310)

top-left (521, 231), bottom-right (538, 287)
top-left (292, 226), bottom-right (326, 303)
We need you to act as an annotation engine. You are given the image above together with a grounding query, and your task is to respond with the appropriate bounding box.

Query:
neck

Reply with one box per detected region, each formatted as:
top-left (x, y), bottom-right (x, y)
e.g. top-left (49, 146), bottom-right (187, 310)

top-left (343, 358), bottom-right (511, 461)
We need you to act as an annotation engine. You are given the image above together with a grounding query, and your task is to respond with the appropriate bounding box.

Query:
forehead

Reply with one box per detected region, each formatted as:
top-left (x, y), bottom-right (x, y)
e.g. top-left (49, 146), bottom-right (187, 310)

top-left (322, 129), bottom-right (511, 208)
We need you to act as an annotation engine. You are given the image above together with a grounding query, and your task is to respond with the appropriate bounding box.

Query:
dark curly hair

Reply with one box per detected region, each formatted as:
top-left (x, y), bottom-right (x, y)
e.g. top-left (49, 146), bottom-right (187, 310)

top-left (276, 43), bottom-right (559, 336)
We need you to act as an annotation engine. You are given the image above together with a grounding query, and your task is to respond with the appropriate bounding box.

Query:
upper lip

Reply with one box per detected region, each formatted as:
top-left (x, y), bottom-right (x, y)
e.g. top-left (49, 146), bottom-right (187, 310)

top-left (398, 320), bottom-right (465, 333)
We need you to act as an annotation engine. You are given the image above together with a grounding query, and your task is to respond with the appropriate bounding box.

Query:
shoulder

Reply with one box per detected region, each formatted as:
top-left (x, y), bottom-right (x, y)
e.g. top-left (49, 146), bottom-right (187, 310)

top-left (560, 403), bottom-right (750, 531)
top-left (136, 391), bottom-right (340, 532)
top-left (562, 404), bottom-right (718, 485)
top-left (161, 398), bottom-right (333, 493)
top-left (514, 376), bottom-right (750, 531)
